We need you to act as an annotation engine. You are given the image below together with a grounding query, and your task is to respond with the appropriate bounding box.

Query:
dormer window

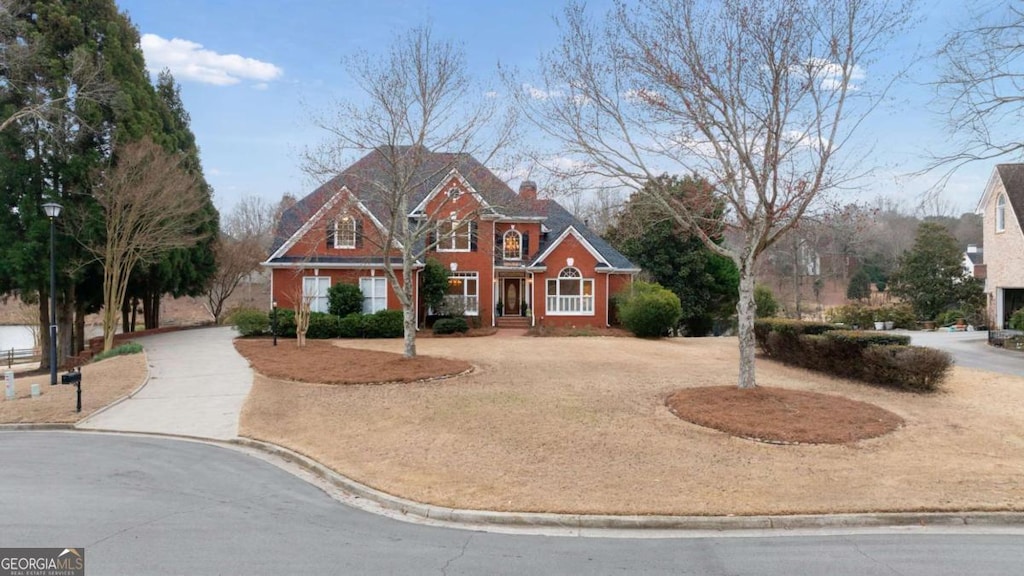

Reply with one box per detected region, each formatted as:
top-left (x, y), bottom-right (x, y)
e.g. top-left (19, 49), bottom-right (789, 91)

top-left (335, 216), bottom-right (357, 249)
top-left (503, 229), bottom-right (522, 260)
top-left (446, 186), bottom-right (461, 200)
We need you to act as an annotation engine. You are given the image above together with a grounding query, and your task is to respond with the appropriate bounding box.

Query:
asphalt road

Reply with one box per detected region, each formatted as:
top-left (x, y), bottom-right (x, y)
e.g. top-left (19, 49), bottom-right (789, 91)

top-left (904, 330), bottom-right (1024, 376)
top-left (2, 432), bottom-right (1022, 575)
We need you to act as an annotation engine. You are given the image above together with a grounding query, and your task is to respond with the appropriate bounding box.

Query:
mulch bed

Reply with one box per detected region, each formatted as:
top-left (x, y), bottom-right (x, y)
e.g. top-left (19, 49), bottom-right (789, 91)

top-left (526, 326), bottom-right (632, 337)
top-left (233, 339), bottom-right (472, 384)
top-left (665, 386), bottom-right (904, 444)
top-left (418, 327), bottom-right (498, 338)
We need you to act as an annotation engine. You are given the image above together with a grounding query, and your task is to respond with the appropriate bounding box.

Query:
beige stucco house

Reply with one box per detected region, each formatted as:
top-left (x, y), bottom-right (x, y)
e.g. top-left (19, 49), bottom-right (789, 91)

top-left (977, 164), bottom-right (1024, 328)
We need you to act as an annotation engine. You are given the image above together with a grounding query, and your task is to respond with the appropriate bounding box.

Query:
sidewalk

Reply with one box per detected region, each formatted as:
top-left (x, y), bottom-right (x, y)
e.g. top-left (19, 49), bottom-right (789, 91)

top-left (77, 326), bottom-right (251, 440)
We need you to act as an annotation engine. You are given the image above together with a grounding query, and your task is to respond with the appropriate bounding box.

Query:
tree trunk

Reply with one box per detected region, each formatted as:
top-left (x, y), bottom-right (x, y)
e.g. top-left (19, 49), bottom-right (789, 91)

top-left (74, 301), bottom-right (86, 355)
top-left (736, 263), bottom-right (758, 389)
top-left (130, 297), bottom-right (138, 332)
top-left (58, 291), bottom-right (72, 368)
top-left (403, 304), bottom-right (417, 359)
top-left (121, 298), bottom-right (131, 334)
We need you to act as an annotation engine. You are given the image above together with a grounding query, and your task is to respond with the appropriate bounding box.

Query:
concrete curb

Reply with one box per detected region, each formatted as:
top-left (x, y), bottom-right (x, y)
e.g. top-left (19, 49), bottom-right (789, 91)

top-left (231, 437), bottom-right (1024, 532)
top-left (74, 350), bottom-right (153, 428)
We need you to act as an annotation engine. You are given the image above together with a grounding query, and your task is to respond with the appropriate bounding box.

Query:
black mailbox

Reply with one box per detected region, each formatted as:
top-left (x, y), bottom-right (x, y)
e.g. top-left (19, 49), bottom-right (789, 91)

top-left (61, 371), bottom-right (81, 385)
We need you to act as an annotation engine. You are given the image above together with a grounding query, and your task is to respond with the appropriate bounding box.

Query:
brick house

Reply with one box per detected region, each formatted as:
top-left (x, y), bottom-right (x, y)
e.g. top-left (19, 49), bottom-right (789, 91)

top-left (264, 149), bottom-right (639, 328)
top-left (977, 164), bottom-right (1024, 328)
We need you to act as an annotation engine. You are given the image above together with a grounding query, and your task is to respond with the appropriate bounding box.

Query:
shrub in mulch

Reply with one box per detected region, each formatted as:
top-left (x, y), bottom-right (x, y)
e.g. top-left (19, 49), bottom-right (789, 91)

top-left (666, 386), bottom-right (904, 445)
top-left (755, 319), bottom-right (952, 392)
top-left (433, 317), bottom-right (469, 335)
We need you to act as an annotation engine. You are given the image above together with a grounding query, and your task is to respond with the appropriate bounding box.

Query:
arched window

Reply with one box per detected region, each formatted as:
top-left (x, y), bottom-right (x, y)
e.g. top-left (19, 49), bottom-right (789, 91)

top-left (503, 230), bottom-right (522, 260)
top-left (997, 193), bottom-right (1007, 232)
top-left (546, 267), bottom-right (594, 315)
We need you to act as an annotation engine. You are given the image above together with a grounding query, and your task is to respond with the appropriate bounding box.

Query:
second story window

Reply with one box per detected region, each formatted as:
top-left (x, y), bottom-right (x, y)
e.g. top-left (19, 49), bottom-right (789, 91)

top-left (503, 230), bottom-right (522, 260)
top-left (335, 216), bottom-right (357, 249)
top-left (437, 219), bottom-right (471, 251)
top-left (997, 193), bottom-right (1007, 232)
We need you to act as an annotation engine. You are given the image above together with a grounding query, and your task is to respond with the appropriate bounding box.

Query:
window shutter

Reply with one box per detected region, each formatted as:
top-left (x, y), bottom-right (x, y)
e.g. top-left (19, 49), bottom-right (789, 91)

top-left (355, 218), bottom-right (364, 248)
top-left (327, 220), bottom-right (336, 248)
top-left (427, 227), bottom-right (435, 252)
top-left (522, 232), bottom-right (530, 259)
top-left (494, 232), bottom-right (502, 259)
top-left (470, 221), bottom-right (478, 252)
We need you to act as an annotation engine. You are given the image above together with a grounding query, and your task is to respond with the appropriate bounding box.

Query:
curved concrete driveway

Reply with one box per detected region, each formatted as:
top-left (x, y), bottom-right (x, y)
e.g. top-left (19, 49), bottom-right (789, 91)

top-left (77, 326), bottom-right (251, 440)
top-left (905, 330), bottom-right (1024, 377)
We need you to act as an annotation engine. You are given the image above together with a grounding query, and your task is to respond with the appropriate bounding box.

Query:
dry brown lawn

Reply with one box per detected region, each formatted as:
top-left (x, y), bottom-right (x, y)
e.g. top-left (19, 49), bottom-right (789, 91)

top-left (234, 339), bottom-right (471, 384)
top-left (0, 353), bottom-right (147, 424)
top-left (240, 336), bottom-right (1024, 516)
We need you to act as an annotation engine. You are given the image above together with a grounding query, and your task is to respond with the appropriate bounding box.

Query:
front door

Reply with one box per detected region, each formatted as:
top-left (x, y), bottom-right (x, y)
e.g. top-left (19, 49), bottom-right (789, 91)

top-left (503, 279), bottom-right (521, 316)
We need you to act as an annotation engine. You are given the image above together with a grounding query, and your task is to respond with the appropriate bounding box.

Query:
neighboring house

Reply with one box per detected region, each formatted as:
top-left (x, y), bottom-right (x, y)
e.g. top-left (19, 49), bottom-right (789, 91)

top-left (263, 149), bottom-right (639, 328)
top-left (977, 164), bottom-right (1024, 328)
top-left (963, 244), bottom-right (985, 279)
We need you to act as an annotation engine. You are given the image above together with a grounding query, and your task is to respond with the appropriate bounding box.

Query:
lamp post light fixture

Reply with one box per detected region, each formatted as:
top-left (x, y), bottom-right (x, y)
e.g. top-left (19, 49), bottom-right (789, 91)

top-left (42, 202), bottom-right (62, 386)
top-left (272, 300), bottom-right (278, 346)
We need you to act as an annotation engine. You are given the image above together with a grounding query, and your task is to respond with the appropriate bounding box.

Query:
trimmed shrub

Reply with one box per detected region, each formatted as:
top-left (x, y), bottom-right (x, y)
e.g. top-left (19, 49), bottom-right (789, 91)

top-left (1009, 309), bottom-right (1024, 331)
top-left (338, 313), bottom-right (362, 338)
top-left (306, 312), bottom-right (340, 339)
top-left (825, 330), bottom-right (911, 347)
top-left (755, 319), bottom-right (950, 392)
top-left (861, 346), bottom-right (952, 392)
top-left (231, 308), bottom-right (269, 337)
top-left (754, 284), bottom-right (779, 318)
top-left (328, 283), bottom-right (364, 317)
top-left (364, 309), bottom-right (404, 338)
top-left (433, 317), bottom-right (469, 334)
top-left (618, 282), bottom-right (682, 338)
top-left (273, 308), bottom-right (297, 338)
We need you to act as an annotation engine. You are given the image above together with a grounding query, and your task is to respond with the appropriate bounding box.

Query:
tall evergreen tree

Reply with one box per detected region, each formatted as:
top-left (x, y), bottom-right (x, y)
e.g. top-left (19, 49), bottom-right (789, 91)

top-left (607, 175), bottom-right (738, 336)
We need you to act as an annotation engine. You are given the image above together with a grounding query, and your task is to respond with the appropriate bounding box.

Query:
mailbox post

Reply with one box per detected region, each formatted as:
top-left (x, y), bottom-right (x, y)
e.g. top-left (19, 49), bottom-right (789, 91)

top-left (62, 368), bottom-right (82, 413)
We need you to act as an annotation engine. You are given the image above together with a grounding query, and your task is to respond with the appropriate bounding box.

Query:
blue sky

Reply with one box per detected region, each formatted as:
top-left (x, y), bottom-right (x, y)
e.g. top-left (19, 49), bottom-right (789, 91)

top-left (117, 0), bottom-right (990, 219)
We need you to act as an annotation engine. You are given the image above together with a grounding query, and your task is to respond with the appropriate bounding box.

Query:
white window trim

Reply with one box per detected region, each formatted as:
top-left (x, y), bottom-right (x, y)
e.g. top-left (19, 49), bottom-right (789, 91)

top-left (545, 267), bottom-right (595, 316)
top-left (503, 229), bottom-right (522, 261)
top-left (996, 194), bottom-right (1007, 233)
top-left (436, 219), bottom-right (472, 252)
top-left (302, 276), bottom-right (331, 314)
top-left (443, 271), bottom-right (480, 316)
top-left (335, 217), bottom-right (357, 249)
top-left (359, 276), bottom-right (388, 314)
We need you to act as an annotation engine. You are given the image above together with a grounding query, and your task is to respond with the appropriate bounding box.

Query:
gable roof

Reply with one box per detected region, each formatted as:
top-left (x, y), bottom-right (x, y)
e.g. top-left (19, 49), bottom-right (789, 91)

top-left (270, 148), bottom-right (540, 255)
top-left (978, 164), bottom-right (1024, 231)
top-left (531, 200), bottom-right (638, 271)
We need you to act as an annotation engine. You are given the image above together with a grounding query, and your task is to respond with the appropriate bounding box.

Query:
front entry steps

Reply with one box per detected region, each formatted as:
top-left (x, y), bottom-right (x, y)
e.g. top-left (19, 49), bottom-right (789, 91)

top-left (496, 316), bottom-right (531, 329)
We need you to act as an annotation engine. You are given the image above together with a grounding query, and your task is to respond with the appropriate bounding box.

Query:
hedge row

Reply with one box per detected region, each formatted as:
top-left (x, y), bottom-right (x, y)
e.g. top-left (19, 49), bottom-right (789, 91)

top-left (232, 308), bottom-right (404, 339)
top-left (433, 317), bottom-right (469, 334)
top-left (755, 319), bottom-right (951, 392)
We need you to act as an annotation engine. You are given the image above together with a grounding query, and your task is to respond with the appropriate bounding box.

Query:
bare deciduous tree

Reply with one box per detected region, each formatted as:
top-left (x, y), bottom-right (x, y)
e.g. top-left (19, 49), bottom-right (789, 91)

top-left (84, 138), bottom-right (209, 351)
top-left (515, 0), bottom-right (911, 388)
top-left (304, 26), bottom-right (513, 358)
top-left (204, 196), bottom-right (276, 323)
top-left (932, 2), bottom-right (1024, 178)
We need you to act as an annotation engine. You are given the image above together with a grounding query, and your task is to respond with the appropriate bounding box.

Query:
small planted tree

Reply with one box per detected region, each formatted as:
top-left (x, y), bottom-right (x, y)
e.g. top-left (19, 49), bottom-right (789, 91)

top-left (754, 285), bottom-right (779, 319)
top-left (420, 259), bottom-right (450, 325)
top-left (846, 268), bottom-right (872, 301)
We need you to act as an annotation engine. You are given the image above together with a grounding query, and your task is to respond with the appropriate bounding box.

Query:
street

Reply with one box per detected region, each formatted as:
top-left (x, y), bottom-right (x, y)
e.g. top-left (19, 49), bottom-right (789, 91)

top-left (2, 431), bottom-right (1022, 575)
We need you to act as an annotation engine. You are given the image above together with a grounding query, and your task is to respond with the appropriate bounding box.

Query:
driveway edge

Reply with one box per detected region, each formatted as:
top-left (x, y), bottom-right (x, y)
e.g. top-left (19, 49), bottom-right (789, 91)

top-left (74, 351), bottom-right (153, 428)
top-left (231, 437), bottom-right (1024, 531)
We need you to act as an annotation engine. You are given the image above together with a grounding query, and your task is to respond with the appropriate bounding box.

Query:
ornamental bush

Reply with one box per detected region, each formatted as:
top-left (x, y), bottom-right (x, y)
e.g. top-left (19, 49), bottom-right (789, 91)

top-left (363, 309), bottom-right (404, 338)
top-left (754, 320), bottom-right (950, 392)
top-left (328, 283), bottom-right (365, 317)
top-left (231, 308), bottom-right (269, 337)
top-left (1010, 308), bottom-right (1024, 331)
top-left (617, 282), bottom-right (682, 338)
top-left (273, 308), bottom-right (297, 338)
top-left (305, 312), bottom-right (340, 339)
top-left (433, 317), bottom-right (469, 334)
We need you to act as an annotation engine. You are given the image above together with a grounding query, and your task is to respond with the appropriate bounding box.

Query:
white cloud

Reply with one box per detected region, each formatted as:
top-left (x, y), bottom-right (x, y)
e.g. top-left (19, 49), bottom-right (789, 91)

top-left (140, 34), bottom-right (283, 86)
top-left (253, 83), bottom-right (270, 91)
top-left (801, 57), bottom-right (866, 91)
top-left (522, 83), bottom-right (563, 100)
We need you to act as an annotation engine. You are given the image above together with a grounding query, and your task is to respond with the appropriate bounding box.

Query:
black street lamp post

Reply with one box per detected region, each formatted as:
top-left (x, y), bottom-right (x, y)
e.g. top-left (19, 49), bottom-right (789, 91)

top-left (272, 300), bottom-right (278, 346)
top-left (42, 202), bottom-right (62, 386)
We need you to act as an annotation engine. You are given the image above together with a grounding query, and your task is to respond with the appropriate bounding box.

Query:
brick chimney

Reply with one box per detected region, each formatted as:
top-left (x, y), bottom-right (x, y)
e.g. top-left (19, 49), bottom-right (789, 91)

top-left (519, 180), bottom-right (537, 202)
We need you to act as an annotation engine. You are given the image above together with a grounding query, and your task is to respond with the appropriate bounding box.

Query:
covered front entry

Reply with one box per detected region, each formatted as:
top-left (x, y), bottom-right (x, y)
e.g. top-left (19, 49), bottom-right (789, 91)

top-left (502, 278), bottom-right (524, 316)
top-left (998, 288), bottom-right (1024, 328)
